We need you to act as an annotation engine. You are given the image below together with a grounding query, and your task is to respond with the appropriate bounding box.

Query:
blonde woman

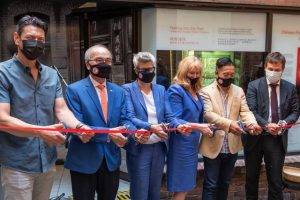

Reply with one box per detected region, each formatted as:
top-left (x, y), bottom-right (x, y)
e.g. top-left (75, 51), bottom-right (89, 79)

top-left (167, 56), bottom-right (213, 200)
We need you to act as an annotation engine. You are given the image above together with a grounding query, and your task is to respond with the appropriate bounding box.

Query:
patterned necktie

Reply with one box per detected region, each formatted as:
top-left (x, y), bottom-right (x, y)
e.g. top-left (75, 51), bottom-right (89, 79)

top-left (97, 84), bottom-right (108, 122)
top-left (270, 84), bottom-right (279, 123)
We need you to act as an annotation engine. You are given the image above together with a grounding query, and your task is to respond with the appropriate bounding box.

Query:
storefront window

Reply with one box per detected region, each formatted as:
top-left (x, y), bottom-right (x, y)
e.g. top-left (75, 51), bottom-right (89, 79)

top-left (157, 50), bottom-right (266, 91)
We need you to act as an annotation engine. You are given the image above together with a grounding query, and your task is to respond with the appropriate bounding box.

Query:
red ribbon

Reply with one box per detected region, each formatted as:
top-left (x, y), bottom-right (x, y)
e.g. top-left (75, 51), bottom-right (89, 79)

top-left (0, 121), bottom-right (298, 136)
top-left (0, 125), bottom-right (178, 135)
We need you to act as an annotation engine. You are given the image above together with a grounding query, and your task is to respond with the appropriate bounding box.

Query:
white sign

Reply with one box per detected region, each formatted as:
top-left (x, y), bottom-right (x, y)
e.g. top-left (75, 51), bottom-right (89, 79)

top-left (272, 14), bottom-right (300, 84)
top-left (272, 14), bottom-right (300, 153)
top-left (154, 9), bottom-right (266, 52)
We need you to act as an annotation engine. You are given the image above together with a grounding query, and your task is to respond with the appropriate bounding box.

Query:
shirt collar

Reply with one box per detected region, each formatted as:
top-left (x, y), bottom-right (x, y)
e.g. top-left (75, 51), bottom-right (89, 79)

top-left (89, 75), bottom-right (106, 88)
top-left (13, 54), bottom-right (43, 73)
top-left (215, 80), bottom-right (231, 95)
top-left (266, 78), bottom-right (280, 86)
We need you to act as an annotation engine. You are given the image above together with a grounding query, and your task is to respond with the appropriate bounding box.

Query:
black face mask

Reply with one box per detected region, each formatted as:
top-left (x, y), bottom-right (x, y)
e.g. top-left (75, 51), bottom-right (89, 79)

top-left (189, 77), bottom-right (199, 86)
top-left (138, 71), bottom-right (155, 83)
top-left (217, 77), bottom-right (234, 87)
top-left (21, 39), bottom-right (45, 60)
top-left (89, 63), bottom-right (111, 79)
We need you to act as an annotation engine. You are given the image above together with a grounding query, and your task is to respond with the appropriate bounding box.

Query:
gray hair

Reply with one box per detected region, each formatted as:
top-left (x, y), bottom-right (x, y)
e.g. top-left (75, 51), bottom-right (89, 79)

top-left (133, 52), bottom-right (156, 68)
top-left (84, 44), bottom-right (111, 62)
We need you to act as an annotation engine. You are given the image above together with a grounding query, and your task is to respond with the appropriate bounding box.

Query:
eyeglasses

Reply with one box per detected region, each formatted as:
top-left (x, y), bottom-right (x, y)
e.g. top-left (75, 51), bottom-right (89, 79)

top-left (88, 58), bottom-right (112, 64)
top-left (136, 67), bottom-right (155, 73)
top-left (23, 36), bottom-right (46, 43)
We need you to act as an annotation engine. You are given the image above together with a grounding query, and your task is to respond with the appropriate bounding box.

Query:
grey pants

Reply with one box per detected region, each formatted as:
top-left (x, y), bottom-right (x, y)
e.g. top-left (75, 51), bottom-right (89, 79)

top-left (1, 166), bottom-right (55, 200)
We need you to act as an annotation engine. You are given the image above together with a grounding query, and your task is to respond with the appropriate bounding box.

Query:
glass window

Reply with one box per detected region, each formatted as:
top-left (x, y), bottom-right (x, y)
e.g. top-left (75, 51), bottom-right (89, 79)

top-left (157, 50), bottom-right (266, 91)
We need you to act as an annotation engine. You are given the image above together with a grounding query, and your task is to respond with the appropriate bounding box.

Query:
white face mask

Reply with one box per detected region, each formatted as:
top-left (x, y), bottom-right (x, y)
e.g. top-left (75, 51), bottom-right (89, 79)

top-left (265, 69), bottom-right (282, 84)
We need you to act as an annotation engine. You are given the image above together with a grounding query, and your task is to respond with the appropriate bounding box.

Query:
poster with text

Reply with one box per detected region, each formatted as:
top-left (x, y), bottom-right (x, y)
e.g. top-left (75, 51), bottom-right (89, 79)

top-left (155, 9), bottom-right (266, 52)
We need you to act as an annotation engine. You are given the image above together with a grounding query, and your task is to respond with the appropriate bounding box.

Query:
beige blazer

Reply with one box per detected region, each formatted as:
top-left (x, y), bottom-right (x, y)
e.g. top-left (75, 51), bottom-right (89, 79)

top-left (199, 81), bottom-right (257, 159)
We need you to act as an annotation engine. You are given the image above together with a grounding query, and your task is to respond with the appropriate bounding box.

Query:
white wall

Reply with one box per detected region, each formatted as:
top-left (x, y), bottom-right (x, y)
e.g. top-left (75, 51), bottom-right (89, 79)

top-left (272, 13), bottom-right (300, 152)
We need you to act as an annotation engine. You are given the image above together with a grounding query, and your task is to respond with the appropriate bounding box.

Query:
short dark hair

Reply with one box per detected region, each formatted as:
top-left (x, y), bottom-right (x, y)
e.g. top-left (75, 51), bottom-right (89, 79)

top-left (16, 15), bottom-right (48, 35)
top-left (264, 52), bottom-right (286, 69)
top-left (216, 57), bottom-right (234, 70)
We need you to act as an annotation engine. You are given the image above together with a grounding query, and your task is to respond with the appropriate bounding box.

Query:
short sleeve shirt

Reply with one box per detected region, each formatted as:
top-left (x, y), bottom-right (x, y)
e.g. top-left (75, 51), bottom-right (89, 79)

top-left (0, 56), bottom-right (63, 173)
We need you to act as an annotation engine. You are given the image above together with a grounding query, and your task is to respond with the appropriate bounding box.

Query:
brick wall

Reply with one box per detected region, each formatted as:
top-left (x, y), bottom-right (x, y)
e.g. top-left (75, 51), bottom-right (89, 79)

top-left (0, 0), bottom-right (86, 83)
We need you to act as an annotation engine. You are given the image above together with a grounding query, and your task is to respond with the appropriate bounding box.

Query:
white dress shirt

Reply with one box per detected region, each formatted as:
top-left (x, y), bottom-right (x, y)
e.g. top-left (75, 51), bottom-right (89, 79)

top-left (141, 90), bottom-right (161, 144)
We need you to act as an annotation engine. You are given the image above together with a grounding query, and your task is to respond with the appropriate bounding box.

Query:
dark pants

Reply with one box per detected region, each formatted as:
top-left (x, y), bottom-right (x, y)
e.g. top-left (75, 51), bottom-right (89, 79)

top-left (244, 135), bottom-right (285, 200)
top-left (70, 160), bottom-right (120, 200)
top-left (202, 153), bottom-right (238, 200)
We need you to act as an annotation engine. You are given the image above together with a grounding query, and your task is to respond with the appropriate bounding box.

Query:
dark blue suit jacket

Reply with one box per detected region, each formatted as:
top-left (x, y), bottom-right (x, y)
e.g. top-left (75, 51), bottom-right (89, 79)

top-left (64, 77), bottom-right (132, 173)
top-left (122, 81), bottom-right (180, 155)
top-left (245, 77), bottom-right (299, 152)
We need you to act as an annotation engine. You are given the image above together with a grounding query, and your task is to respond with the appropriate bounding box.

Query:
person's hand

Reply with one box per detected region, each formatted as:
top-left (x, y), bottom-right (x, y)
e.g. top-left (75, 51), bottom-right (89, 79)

top-left (277, 120), bottom-right (287, 135)
top-left (156, 131), bottom-right (168, 140)
top-left (109, 126), bottom-right (128, 147)
top-left (150, 124), bottom-right (168, 140)
top-left (229, 121), bottom-right (244, 135)
top-left (177, 124), bottom-right (192, 136)
top-left (134, 129), bottom-right (150, 144)
top-left (109, 133), bottom-right (128, 147)
top-left (246, 124), bottom-right (262, 135)
top-left (197, 123), bottom-right (214, 137)
top-left (39, 123), bottom-right (66, 146)
top-left (77, 125), bottom-right (94, 143)
top-left (278, 120), bottom-right (287, 128)
top-left (266, 123), bottom-right (281, 136)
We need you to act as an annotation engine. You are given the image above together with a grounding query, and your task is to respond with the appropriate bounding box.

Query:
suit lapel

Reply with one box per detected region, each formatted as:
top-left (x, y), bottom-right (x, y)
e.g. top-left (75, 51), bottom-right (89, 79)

top-left (226, 85), bottom-right (234, 118)
top-left (279, 80), bottom-right (288, 119)
top-left (260, 78), bottom-right (270, 118)
top-left (107, 82), bottom-right (115, 125)
top-left (152, 85), bottom-right (161, 122)
top-left (85, 77), bottom-right (106, 124)
top-left (211, 81), bottom-right (225, 115)
top-left (182, 87), bottom-right (201, 111)
top-left (133, 81), bottom-right (147, 113)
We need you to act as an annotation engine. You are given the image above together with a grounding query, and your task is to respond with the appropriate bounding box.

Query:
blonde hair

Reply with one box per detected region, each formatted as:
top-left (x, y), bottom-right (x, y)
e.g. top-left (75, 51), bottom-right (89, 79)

top-left (173, 56), bottom-right (203, 92)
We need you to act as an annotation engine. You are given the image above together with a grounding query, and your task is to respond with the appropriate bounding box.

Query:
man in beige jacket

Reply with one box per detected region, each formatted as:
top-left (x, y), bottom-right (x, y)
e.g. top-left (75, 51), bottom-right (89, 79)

top-left (200, 57), bottom-right (261, 200)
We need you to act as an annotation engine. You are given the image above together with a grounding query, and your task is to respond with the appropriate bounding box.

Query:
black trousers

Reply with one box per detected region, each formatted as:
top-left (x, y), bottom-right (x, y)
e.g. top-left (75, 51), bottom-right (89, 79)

top-left (244, 135), bottom-right (285, 200)
top-left (202, 153), bottom-right (238, 200)
top-left (70, 160), bottom-right (120, 200)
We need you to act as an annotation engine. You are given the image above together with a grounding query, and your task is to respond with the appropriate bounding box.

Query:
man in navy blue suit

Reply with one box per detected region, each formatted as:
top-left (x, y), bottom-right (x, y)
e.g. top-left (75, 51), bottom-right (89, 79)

top-left (65, 44), bottom-right (131, 200)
